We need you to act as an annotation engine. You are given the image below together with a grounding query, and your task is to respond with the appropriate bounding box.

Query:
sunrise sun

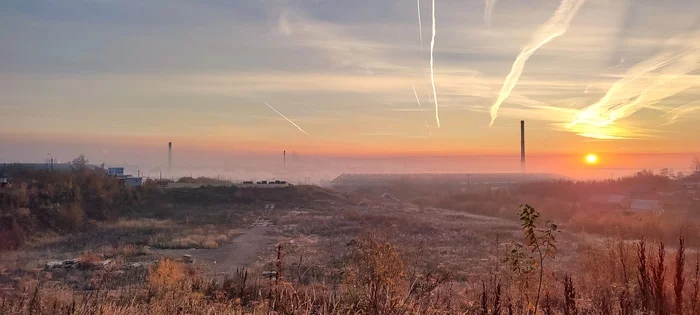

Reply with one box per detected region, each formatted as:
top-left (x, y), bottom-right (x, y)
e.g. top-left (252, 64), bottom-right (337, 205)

top-left (585, 154), bottom-right (598, 164)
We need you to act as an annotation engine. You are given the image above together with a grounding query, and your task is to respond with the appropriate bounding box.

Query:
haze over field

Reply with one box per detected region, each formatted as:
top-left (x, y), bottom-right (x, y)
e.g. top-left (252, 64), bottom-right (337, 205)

top-left (5, 3), bottom-right (700, 314)
top-left (2, 0), bottom-right (700, 178)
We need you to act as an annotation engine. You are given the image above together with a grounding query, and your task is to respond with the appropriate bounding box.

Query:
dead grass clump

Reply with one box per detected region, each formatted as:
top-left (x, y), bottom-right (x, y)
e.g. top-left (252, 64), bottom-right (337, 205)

top-left (344, 232), bottom-right (409, 313)
top-left (119, 244), bottom-right (138, 257)
top-left (148, 258), bottom-right (187, 295)
top-left (202, 239), bottom-right (219, 249)
top-left (77, 251), bottom-right (102, 270)
top-left (150, 232), bottom-right (229, 249)
top-left (0, 217), bottom-right (25, 251)
top-left (109, 218), bottom-right (174, 229)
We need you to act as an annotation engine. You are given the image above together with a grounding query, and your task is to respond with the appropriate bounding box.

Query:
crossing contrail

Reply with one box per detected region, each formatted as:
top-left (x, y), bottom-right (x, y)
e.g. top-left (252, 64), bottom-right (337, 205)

top-left (430, 0), bottom-right (440, 128)
top-left (412, 84), bottom-right (423, 108)
top-left (489, 0), bottom-right (585, 126)
top-left (413, 84), bottom-right (432, 135)
top-left (264, 102), bottom-right (309, 135)
top-left (417, 0), bottom-right (424, 49)
top-left (484, 0), bottom-right (497, 27)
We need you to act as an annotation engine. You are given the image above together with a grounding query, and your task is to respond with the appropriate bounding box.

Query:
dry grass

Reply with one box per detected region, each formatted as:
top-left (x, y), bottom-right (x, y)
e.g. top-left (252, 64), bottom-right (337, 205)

top-left (148, 258), bottom-right (189, 294)
top-left (568, 211), bottom-right (700, 246)
top-left (76, 251), bottom-right (102, 269)
top-left (4, 178), bottom-right (700, 314)
top-left (3, 221), bottom-right (700, 314)
top-left (149, 231), bottom-right (230, 249)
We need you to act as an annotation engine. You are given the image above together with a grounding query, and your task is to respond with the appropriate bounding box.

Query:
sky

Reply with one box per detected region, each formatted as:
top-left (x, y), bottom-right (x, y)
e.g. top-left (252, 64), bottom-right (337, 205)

top-left (1, 0), bottom-right (700, 178)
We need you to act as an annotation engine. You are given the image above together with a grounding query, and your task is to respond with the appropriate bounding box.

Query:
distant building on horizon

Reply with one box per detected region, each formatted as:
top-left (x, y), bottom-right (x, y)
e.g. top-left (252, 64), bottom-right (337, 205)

top-left (108, 167), bottom-right (125, 177)
top-left (587, 194), bottom-right (629, 211)
top-left (629, 199), bottom-right (664, 214)
top-left (330, 173), bottom-right (566, 189)
top-left (107, 166), bottom-right (142, 187)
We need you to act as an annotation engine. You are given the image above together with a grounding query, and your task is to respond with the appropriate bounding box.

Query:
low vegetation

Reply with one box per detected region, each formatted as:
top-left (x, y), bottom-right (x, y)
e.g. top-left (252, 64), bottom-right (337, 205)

top-left (356, 169), bottom-right (700, 246)
top-left (2, 161), bottom-right (700, 314)
top-left (2, 205), bottom-right (699, 314)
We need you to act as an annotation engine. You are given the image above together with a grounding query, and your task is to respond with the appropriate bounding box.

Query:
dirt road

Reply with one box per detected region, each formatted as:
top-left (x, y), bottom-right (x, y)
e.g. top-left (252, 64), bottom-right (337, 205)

top-left (158, 226), bottom-right (273, 276)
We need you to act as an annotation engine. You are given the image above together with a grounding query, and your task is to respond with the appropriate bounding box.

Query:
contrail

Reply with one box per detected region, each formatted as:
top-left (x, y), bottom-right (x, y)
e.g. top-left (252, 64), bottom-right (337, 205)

top-left (417, 0), bottom-right (423, 49)
top-left (412, 84), bottom-right (423, 108)
top-left (489, 0), bottom-right (585, 126)
top-left (430, 0), bottom-right (440, 128)
top-left (568, 29), bottom-right (700, 132)
top-left (413, 84), bottom-right (432, 135)
top-left (264, 102), bottom-right (309, 135)
top-left (484, 0), bottom-right (497, 27)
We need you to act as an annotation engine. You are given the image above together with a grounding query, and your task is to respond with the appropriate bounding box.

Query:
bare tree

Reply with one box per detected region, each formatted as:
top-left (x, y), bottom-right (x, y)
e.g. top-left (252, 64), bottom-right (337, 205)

top-left (692, 157), bottom-right (700, 175)
top-left (71, 154), bottom-right (89, 169)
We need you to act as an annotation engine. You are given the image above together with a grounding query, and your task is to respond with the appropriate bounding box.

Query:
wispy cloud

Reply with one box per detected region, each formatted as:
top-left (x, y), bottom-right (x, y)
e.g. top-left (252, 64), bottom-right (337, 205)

top-left (661, 98), bottom-right (700, 126)
top-left (484, 0), bottom-right (497, 27)
top-left (568, 29), bottom-right (700, 137)
top-left (276, 8), bottom-right (405, 74)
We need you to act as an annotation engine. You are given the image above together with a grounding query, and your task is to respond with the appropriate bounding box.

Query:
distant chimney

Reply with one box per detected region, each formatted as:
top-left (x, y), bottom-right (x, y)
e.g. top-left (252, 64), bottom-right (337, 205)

top-left (168, 142), bottom-right (172, 174)
top-left (520, 121), bottom-right (525, 171)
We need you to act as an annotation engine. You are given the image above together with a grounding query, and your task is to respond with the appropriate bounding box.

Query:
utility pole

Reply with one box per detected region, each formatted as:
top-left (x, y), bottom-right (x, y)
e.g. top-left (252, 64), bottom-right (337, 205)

top-left (520, 120), bottom-right (526, 174)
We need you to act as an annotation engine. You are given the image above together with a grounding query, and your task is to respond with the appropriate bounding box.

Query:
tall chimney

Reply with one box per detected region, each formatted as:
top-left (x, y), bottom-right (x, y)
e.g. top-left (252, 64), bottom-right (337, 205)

top-left (520, 120), bottom-right (525, 170)
top-left (168, 142), bottom-right (172, 174)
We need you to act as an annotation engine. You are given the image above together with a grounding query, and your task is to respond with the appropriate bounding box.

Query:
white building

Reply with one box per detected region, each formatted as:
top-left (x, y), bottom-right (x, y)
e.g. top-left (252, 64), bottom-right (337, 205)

top-left (108, 167), bottom-right (125, 177)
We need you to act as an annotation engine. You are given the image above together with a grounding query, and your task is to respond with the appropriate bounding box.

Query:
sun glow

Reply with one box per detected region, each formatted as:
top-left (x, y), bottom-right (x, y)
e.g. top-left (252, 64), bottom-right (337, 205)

top-left (585, 153), bottom-right (598, 164)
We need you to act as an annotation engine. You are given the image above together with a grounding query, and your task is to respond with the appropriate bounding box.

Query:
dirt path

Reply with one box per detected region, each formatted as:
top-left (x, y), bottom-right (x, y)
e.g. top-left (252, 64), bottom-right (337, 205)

top-left (157, 226), bottom-right (273, 276)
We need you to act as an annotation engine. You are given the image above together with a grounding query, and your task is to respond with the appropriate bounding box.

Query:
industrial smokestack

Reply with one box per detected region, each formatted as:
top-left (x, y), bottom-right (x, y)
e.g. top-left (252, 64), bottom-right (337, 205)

top-left (520, 120), bottom-right (525, 171)
top-left (168, 142), bottom-right (172, 174)
top-left (283, 150), bottom-right (286, 170)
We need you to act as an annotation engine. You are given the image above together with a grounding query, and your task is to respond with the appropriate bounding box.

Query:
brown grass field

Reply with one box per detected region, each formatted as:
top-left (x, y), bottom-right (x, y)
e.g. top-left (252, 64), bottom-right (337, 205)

top-left (1, 178), bottom-right (700, 314)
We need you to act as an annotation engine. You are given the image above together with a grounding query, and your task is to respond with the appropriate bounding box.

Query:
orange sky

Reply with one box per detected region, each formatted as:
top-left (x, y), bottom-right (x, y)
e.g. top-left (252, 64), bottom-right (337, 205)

top-left (2, 0), bottom-right (700, 175)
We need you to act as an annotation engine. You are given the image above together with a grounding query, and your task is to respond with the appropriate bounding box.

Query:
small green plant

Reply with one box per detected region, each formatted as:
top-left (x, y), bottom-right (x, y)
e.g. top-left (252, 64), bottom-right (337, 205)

top-left (505, 204), bottom-right (558, 315)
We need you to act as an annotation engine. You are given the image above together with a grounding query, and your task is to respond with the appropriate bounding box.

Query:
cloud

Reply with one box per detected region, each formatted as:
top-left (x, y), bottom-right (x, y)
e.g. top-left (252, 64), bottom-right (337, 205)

top-left (661, 98), bottom-right (700, 126)
top-left (4, 0), bottom-right (700, 150)
top-left (489, 0), bottom-right (586, 126)
top-left (484, 0), bottom-right (497, 27)
top-left (276, 8), bottom-right (406, 74)
top-left (568, 29), bottom-right (700, 137)
top-left (278, 12), bottom-right (292, 35)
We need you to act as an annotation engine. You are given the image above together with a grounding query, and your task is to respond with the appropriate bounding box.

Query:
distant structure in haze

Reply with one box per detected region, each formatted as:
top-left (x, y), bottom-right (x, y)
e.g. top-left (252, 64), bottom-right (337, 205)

top-left (168, 142), bottom-right (172, 174)
top-left (521, 120), bottom-right (525, 173)
top-left (106, 166), bottom-right (142, 187)
top-left (330, 173), bottom-right (566, 190)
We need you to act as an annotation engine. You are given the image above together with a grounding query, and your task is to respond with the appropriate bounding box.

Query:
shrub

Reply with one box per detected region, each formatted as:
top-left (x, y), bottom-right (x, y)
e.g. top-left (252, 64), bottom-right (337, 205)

top-left (345, 232), bottom-right (408, 313)
top-left (77, 251), bottom-right (102, 270)
top-left (0, 218), bottom-right (24, 251)
top-left (148, 258), bottom-right (187, 295)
